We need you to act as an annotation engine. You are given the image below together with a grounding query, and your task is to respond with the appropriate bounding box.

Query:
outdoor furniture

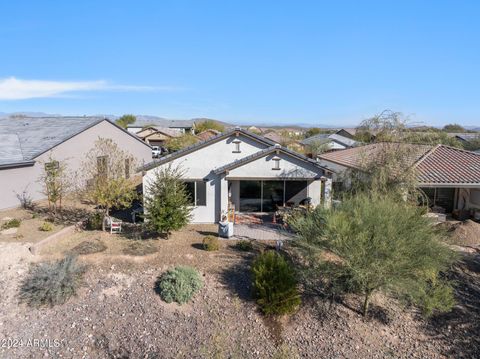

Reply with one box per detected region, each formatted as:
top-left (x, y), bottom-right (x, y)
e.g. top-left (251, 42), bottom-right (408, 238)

top-left (104, 216), bottom-right (123, 234)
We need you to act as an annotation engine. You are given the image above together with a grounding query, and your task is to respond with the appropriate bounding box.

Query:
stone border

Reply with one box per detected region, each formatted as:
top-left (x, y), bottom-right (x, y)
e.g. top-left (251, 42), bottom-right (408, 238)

top-left (29, 222), bottom-right (81, 255)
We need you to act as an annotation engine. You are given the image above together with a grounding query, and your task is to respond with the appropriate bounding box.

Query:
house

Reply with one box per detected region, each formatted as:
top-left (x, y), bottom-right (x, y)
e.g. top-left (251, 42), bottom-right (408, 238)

top-left (127, 116), bottom-right (196, 134)
top-left (142, 128), bottom-right (333, 223)
top-left (301, 133), bottom-right (359, 153)
top-left (196, 129), bottom-right (220, 141)
top-left (135, 126), bottom-right (182, 146)
top-left (447, 133), bottom-right (480, 147)
top-left (335, 128), bottom-right (358, 139)
top-left (318, 143), bottom-right (480, 215)
top-left (0, 117), bottom-right (152, 210)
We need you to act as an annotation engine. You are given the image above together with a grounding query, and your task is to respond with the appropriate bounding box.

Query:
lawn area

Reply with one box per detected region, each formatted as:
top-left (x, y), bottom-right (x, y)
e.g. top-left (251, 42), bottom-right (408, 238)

top-left (0, 210), bottom-right (479, 358)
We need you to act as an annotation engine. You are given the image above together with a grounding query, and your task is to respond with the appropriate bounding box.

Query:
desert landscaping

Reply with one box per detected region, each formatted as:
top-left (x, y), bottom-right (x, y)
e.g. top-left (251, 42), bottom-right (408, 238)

top-left (0, 204), bottom-right (479, 359)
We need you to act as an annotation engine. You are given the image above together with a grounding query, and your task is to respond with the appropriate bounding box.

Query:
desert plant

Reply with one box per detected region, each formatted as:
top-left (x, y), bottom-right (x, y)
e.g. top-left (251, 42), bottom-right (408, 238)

top-left (18, 256), bottom-right (85, 307)
top-left (156, 266), bottom-right (203, 304)
top-left (234, 240), bottom-right (254, 251)
top-left (292, 192), bottom-right (456, 316)
top-left (115, 114), bottom-right (136, 128)
top-left (15, 187), bottom-right (34, 210)
top-left (1, 218), bottom-right (21, 229)
top-left (251, 251), bottom-right (301, 315)
top-left (70, 240), bottom-right (107, 255)
top-left (79, 138), bottom-right (137, 230)
top-left (164, 134), bottom-right (199, 152)
top-left (203, 235), bottom-right (220, 251)
top-left (195, 119), bottom-right (225, 133)
top-left (39, 221), bottom-right (54, 232)
top-left (86, 212), bottom-right (104, 230)
top-left (38, 154), bottom-right (72, 215)
top-left (143, 165), bottom-right (192, 238)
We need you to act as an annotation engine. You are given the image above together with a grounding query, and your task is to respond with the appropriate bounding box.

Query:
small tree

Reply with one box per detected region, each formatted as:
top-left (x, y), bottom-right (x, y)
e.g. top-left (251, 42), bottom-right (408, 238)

top-left (291, 192), bottom-right (456, 316)
top-left (79, 138), bottom-right (137, 230)
top-left (165, 134), bottom-right (199, 152)
top-left (251, 251), bottom-right (301, 315)
top-left (115, 114), bottom-right (136, 128)
top-left (143, 165), bottom-right (192, 238)
top-left (442, 123), bottom-right (465, 133)
top-left (38, 154), bottom-right (71, 215)
top-left (195, 119), bottom-right (225, 133)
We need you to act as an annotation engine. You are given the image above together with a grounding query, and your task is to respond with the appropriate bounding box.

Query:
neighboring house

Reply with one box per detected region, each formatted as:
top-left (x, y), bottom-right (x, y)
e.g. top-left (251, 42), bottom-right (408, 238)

top-left (135, 126), bottom-right (182, 146)
top-left (301, 133), bottom-right (359, 153)
top-left (142, 128), bottom-right (333, 223)
top-left (0, 117), bottom-right (152, 210)
top-left (196, 129), bottom-right (220, 141)
top-left (447, 133), bottom-right (480, 146)
top-left (127, 116), bottom-right (196, 134)
top-left (335, 128), bottom-right (358, 139)
top-left (318, 143), bottom-right (480, 214)
top-left (263, 131), bottom-right (306, 153)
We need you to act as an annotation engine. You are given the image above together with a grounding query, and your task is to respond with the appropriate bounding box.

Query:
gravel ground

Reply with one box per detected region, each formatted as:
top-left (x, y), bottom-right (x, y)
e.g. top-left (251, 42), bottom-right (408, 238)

top-left (0, 226), bottom-right (479, 359)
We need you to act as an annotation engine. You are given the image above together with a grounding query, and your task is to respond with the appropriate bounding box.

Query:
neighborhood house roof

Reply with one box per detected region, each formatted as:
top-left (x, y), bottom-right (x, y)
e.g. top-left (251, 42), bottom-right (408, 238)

top-left (319, 143), bottom-right (480, 186)
top-left (301, 133), bottom-right (359, 148)
top-left (128, 116), bottom-right (196, 129)
top-left (0, 116), bottom-right (148, 167)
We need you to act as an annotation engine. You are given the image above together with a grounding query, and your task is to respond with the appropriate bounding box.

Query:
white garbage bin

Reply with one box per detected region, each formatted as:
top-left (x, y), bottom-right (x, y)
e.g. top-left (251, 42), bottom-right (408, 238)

top-left (218, 221), bottom-right (234, 238)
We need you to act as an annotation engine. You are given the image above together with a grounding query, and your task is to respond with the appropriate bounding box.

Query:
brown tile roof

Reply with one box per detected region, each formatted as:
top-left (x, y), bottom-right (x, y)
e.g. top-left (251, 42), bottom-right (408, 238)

top-left (319, 143), bottom-right (432, 170)
top-left (319, 143), bottom-right (480, 185)
top-left (196, 129), bottom-right (220, 141)
top-left (415, 145), bottom-right (480, 185)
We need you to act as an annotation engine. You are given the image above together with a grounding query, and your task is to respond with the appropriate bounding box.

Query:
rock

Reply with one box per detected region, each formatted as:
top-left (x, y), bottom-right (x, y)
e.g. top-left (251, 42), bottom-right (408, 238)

top-left (1, 228), bottom-right (17, 235)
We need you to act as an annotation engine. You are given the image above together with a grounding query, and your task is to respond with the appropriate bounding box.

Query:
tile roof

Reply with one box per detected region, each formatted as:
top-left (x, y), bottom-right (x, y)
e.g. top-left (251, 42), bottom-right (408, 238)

top-left (301, 133), bottom-right (359, 148)
top-left (415, 145), bottom-right (480, 185)
top-left (328, 133), bottom-right (359, 147)
top-left (300, 134), bottom-right (331, 146)
top-left (0, 134), bottom-right (24, 165)
top-left (320, 143), bottom-right (480, 185)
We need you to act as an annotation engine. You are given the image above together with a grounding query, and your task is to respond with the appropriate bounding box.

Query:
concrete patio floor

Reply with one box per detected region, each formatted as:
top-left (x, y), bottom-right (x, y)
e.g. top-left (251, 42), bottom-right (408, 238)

top-left (231, 223), bottom-right (293, 241)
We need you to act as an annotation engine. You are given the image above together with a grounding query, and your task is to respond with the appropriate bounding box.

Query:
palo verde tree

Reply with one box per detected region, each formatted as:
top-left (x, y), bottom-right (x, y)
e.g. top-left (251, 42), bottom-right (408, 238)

top-left (79, 138), bottom-right (137, 230)
top-left (143, 164), bottom-right (192, 238)
top-left (38, 153), bottom-right (72, 216)
top-left (115, 114), bottom-right (136, 129)
top-left (194, 119), bottom-right (225, 133)
top-left (291, 192), bottom-right (456, 317)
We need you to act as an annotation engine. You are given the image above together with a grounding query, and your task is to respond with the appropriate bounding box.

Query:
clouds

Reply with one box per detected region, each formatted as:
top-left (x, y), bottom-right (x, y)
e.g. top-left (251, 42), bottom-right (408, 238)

top-left (0, 77), bottom-right (178, 100)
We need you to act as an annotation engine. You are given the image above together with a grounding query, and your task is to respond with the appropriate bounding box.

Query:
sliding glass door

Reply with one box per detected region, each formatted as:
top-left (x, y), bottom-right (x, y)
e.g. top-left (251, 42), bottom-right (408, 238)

top-left (239, 180), bottom-right (308, 212)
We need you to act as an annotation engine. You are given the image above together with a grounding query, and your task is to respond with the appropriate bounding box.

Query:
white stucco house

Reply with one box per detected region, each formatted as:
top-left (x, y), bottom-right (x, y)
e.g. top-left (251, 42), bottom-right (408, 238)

top-left (0, 117), bottom-right (152, 210)
top-left (142, 128), bottom-right (333, 223)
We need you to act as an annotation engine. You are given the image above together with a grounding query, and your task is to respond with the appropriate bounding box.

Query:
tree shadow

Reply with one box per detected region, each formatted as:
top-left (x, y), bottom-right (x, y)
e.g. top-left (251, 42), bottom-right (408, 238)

top-left (218, 251), bottom-right (254, 302)
top-left (191, 243), bottom-right (205, 250)
top-left (197, 230), bottom-right (218, 237)
top-left (423, 251), bottom-right (480, 358)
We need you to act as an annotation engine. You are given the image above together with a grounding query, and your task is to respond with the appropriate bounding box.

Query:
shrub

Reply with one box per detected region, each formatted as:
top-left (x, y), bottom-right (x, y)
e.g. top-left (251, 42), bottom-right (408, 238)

top-left (156, 266), bottom-right (203, 304)
top-left (19, 256), bottom-right (85, 307)
top-left (86, 212), bottom-right (103, 230)
top-left (202, 235), bottom-right (219, 251)
top-left (251, 251), bottom-right (301, 315)
top-left (1, 219), bottom-right (21, 230)
top-left (39, 221), bottom-right (54, 232)
top-left (234, 240), bottom-right (253, 251)
top-left (70, 240), bottom-right (107, 255)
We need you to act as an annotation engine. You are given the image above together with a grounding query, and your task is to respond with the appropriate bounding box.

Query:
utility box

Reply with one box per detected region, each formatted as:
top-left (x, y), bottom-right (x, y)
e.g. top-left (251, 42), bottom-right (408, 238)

top-left (218, 221), bottom-right (234, 238)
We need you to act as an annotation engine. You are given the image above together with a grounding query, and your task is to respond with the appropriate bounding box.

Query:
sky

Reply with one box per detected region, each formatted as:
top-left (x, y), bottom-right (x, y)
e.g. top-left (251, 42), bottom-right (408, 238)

top-left (0, 0), bottom-right (479, 127)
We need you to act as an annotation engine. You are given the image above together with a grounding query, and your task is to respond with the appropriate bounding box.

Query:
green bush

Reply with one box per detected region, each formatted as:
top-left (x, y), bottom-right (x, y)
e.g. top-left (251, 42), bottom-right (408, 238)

top-left (86, 212), bottom-right (103, 230)
top-left (39, 221), bottom-right (54, 232)
top-left (202, 235), bottom-right (219, 251)
top-left (156, 266), bottom-right (203, 304)
top-left (19, 256), bottom-right (85, 307)
top-left (1, 219), bottom-right (21, 230)
top-left (234, 240), bottom-right (254, 251)
top-left (251, 251), bottom-right (301, 315)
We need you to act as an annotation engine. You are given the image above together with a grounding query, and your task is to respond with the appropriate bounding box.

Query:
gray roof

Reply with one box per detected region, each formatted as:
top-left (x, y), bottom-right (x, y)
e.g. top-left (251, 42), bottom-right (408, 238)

top-left (0, 116), bottom-right (150, 167)
top-left (0, 116), bottom-right (105, 165)
top-left (141, 128), bottom-right (278, 171)
top-left (128, 116), bottom-right (196, 129)
top-left (301, 133), bottom-right (358, 148)
top-left (449, 133), bottom-right (480, 142)
top-left (213, 144), bottom-right (327, 175)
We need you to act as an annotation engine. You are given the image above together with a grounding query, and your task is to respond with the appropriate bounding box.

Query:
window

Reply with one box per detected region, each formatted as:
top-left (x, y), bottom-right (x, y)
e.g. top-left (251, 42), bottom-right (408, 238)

top-left (232, 140), bottom-right (241, 153)
top-left (97, 156), bottom-right (108, 178)
top-left (44, 161), bottom-right (59, 173)
top-left (184, 181), bottom-right (207, 206)
top-left (125, 158), bottom-right (131, 179)
top-left (272, 157), bottom-right (281, 170)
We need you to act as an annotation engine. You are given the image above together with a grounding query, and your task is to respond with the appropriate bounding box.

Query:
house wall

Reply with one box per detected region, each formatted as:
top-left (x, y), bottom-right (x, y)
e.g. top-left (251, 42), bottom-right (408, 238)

top-left (143, 134), bottom-right (270, 223)
top-left (0, 120), bottom-right (152, 210)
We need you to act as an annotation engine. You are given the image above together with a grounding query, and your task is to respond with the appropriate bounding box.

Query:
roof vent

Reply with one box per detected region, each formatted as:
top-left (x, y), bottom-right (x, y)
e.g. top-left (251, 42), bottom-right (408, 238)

top-left (274, 143), bottom-right (281, 148)
top-left (234, 126), bottom-right (241, 131)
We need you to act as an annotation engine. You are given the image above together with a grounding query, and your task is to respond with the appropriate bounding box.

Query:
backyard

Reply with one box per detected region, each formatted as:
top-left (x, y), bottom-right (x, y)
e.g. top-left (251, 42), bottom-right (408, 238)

top-left (0, 205), bottom-right (479, 358)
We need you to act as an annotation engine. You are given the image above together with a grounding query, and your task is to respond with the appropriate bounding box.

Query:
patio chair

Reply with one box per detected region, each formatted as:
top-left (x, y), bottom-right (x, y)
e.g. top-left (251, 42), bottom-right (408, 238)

top-left (104, 216), bottom-right (122, 234)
